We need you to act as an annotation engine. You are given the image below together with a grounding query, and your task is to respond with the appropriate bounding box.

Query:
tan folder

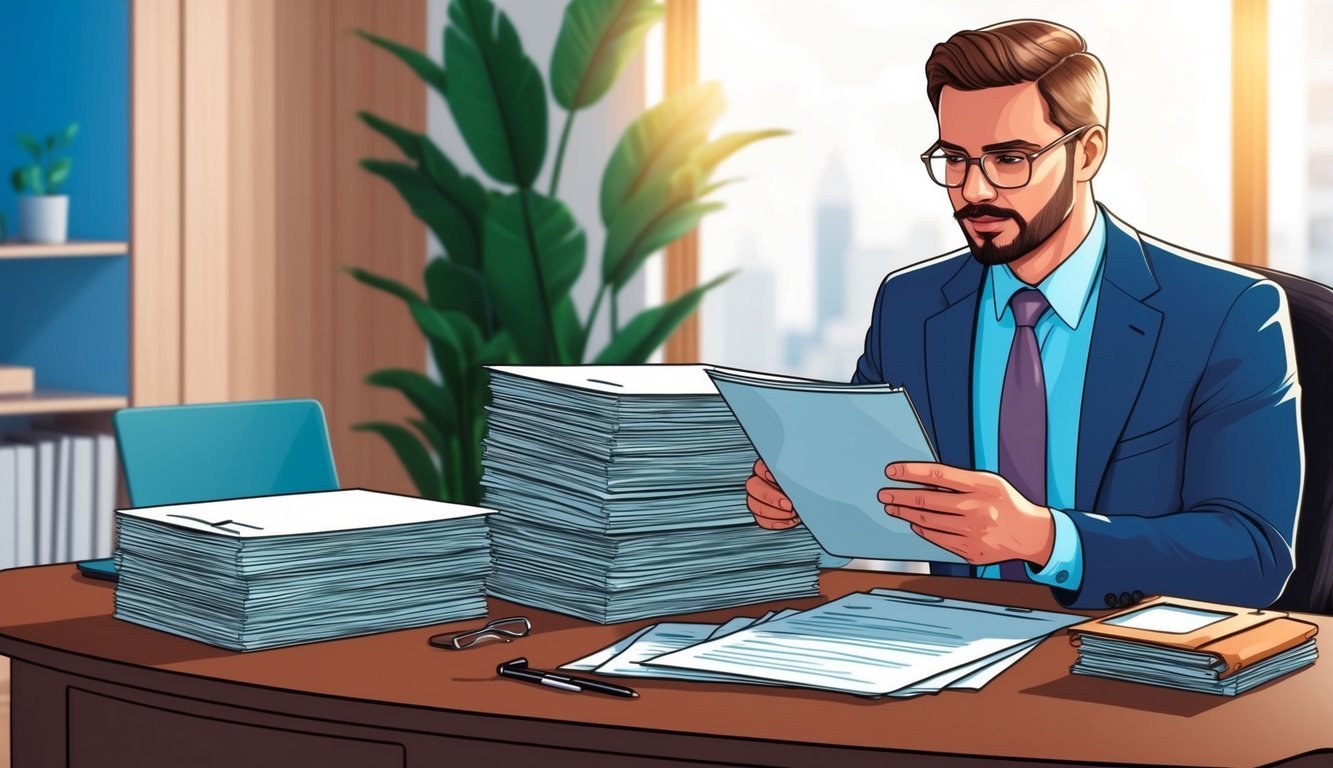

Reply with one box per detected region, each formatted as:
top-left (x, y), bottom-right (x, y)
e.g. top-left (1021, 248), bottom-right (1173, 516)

top-left (1068, 595), bottom-right (1318, 679)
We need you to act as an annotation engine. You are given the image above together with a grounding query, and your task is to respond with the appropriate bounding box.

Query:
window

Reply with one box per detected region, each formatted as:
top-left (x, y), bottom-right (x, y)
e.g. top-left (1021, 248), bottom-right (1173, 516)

top-left (680, 1), bottom-right (1234, 379)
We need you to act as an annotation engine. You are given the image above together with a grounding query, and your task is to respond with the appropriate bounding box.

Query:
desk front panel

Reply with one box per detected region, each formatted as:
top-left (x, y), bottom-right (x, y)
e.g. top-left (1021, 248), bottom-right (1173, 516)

top-left (1, 565), bottom-right (1330, 767)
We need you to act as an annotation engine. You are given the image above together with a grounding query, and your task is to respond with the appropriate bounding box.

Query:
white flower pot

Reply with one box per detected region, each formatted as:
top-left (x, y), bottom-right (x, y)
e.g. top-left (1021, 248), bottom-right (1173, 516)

top-left (18, 195), bottom-right (69, 244)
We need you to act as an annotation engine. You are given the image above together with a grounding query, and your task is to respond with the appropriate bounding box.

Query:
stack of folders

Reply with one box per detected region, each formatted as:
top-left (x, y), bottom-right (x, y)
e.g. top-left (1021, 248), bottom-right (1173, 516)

top-left (480, 365), bottom-right (823, 624)
top-left (0, 426), bottom-right (118, 569)
top-left (562, 589), bottom-right (1085, 697)
top-left (114, 489), bottom-right (493, 651)
top-left (1068, 596), bottom-right (1319, 696)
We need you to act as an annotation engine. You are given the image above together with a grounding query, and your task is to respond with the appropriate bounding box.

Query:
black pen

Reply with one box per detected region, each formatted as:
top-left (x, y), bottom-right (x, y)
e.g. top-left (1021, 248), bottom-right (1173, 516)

top-left (497, 658), bottom-right (639, 698)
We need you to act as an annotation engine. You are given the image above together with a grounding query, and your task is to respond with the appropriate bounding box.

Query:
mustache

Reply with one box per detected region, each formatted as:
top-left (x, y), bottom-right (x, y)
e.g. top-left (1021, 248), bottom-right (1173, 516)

top-left (954, 204), bottom-right (1021, 222)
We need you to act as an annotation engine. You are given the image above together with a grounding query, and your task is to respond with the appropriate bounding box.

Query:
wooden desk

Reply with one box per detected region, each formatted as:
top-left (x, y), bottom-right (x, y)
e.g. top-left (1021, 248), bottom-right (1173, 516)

top-left (1, 565), bottom-right (1329, 768)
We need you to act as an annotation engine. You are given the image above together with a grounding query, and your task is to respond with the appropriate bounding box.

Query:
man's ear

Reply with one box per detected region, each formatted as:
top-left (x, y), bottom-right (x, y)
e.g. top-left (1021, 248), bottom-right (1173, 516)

top-left (1075, 125), bottom-right (1107, 182)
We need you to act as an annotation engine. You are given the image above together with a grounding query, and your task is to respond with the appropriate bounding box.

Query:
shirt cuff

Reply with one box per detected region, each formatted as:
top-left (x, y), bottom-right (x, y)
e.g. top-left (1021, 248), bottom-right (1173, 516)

top-left (1025, 508), bottom-right (1084, 589)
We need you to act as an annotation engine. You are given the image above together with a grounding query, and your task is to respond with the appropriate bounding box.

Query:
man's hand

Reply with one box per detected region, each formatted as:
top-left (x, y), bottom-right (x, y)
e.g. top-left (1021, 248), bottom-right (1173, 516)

top-left (746, 458), bottom-right (801, 530)
top-left (878, 462), bottom-right (1056, 568)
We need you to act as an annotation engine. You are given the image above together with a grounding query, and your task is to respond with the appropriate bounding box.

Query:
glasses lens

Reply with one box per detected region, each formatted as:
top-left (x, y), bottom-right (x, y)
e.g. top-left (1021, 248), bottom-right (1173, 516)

top-left (485, 616), bottom-right (532, 637)
top-left (980, 153), bottom-right (1031, 189)
top-left (926, 153), bottom-right (962, 188)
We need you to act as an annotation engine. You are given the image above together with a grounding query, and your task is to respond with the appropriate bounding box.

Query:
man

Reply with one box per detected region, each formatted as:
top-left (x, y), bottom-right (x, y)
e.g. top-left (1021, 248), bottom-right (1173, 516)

top-left (745, 19), bottom-right (1303, 611)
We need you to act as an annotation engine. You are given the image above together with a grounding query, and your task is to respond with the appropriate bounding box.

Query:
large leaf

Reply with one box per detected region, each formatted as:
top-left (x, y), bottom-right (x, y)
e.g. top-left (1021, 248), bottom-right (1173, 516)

top-left (353, 422), bottom-right (443, 499)
top-left (356, 30), bottom-right (448, 98)
top-left (361, 160), bottom-right (484, 269)
top-left (409, 417), bottom-right (460, 500)
top-left (343, 266), bottom-right (424, 305)
top-left (593, 272), bottom-right (733, 364)
top-left (444, 0), bottom-right (547, 188)
top-left (410, 303), bottom-right (482, 392)
top-left (366, 368), bottom-right (457, 433)
top-left (599, 81), bottom-right (724, 225)
top-left (483, 191), bottom-right (586, 363)
top-left (691, 129), bottom-right (789, 178)
top-left (603, 165), bottom-right (724, 291)
top-left (551, 0), bottom-right (663, 111)
top-left (425, 257), bottom-right (492, 332)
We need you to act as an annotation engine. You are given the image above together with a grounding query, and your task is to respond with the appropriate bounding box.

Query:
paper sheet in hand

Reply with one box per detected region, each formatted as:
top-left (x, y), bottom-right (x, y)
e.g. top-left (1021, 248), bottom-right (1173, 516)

top-left (706, 367), bottom-right (960, 562)
top-left (642, 589), bottom-right (1081, 697)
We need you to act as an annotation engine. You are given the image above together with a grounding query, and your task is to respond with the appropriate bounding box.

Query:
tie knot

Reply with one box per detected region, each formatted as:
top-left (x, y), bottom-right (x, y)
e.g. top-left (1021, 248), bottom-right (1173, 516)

top-left (1009, 289), bottom-right (1049, 328)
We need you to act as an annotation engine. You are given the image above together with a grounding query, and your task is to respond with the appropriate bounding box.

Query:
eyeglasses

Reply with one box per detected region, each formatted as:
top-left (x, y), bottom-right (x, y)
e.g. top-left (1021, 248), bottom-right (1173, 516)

top-left (428, 616), bottom-right (532, 650)
top-left (920, 125), bottom-right (1097, 190)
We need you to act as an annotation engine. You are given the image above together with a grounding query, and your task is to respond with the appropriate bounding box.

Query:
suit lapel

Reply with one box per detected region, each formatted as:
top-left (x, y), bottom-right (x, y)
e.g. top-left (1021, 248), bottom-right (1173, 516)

top-left (1075, 209), bottom-right (1163, 510)
top-left (924, 258), bottom-right (984, 468)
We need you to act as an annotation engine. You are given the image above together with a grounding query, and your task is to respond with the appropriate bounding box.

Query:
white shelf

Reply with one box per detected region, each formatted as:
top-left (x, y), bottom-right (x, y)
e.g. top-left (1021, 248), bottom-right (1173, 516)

top-left (0, 241), bottom-right (129, 259)
top-left (0, 390), bottom-right (128, 416)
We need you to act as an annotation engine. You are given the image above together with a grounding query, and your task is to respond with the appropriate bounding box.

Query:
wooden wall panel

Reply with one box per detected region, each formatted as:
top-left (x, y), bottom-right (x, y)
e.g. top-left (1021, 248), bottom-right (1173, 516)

top-left (181, 0), bottom-right (233, 402)
top-left (130, 0), bottom-right (182, 407)
top-left (663, 0), bottom-right (699, 363)
top-left (227, 0), bottom-right (278, 400)
top-left (327, 1), bottom-right (424, 493)
top-left (133, 0), bottom-right (426, 494)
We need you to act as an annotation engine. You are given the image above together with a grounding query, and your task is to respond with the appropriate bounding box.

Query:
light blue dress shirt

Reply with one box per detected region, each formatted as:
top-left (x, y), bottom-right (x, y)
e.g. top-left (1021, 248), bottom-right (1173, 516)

top-left (971, 210), bottom-right (1107, 589)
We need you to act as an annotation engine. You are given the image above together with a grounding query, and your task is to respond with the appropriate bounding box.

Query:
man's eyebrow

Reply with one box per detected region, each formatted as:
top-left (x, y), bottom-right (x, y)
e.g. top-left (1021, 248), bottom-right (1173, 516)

top-left (982, 139), bottom-right (1042, 152)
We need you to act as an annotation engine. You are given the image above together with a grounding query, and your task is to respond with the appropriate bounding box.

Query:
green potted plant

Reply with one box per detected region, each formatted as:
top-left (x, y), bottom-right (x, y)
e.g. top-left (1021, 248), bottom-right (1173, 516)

top-left (350, 0), bottom-right (785, 503)
top-left (11, 123), bottom-right (78, 244)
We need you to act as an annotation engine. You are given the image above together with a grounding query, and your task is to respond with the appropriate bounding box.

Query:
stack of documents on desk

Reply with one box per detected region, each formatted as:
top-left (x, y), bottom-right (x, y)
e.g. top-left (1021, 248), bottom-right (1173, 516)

top-left (481, 365), bottom-right (821, 623)
top-left (113, 489), bottom-right (493, 651)
top-left (1068, 596), bottom-right (1319, 696)
top-left (562, 589), bottom-right (1084, 697)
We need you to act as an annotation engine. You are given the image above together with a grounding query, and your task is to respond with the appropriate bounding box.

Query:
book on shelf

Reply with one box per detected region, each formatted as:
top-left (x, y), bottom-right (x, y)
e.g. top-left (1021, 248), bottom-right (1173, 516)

top-left (0, 365), bottom-right (34, 395)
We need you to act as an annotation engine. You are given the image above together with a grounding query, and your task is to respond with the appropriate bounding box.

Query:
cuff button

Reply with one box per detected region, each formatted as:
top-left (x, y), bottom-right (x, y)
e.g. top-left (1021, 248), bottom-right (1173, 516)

top-left (1105, 593), bottom-right (1118, 608)
top-left (1055, 570), bottom-right (1068, 584)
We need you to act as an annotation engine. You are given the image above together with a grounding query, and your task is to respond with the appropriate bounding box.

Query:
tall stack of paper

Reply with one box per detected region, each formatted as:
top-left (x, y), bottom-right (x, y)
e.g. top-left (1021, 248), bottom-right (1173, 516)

top-left (113, 489), bottom-right (493, 651)
top-left (481, 365), bottom-right (822, 624)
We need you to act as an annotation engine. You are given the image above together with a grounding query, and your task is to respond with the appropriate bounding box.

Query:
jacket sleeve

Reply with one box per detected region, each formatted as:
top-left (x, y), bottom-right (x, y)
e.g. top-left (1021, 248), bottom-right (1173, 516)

top-left (1056, 280), bottom-right (1303, 609)
top-left (852, 278), bottom-right (891, 385)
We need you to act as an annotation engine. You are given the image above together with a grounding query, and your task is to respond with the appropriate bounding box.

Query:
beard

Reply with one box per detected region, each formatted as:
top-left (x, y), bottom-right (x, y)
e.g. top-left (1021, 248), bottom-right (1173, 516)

top-left (954, 155), bottom-right (1075, 266)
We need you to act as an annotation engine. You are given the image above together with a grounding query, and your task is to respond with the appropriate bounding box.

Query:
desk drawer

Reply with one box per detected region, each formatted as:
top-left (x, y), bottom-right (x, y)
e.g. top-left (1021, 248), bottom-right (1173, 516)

top-left (68, 688), bottom-right (405, 768)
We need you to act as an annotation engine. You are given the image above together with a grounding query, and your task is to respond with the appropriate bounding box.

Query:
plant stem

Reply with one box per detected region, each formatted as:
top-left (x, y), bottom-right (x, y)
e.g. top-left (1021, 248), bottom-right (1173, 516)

top-left (517, 191), bottom-right (564, 362)
top-left (611, 291), bottom-right (620, 335)
top-left (581, 284), bottom-right (609, 362)
top-left (548, 110), bottom-right (577, 198)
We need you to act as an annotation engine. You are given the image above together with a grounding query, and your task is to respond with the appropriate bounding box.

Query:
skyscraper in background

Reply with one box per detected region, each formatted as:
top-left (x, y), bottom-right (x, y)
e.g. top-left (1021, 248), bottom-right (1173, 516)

top-left (815, 158), bottom-right (853, 330)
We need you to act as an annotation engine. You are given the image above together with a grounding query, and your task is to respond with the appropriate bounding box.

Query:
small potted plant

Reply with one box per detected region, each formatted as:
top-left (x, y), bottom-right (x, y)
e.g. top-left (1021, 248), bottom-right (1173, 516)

top-left (11, 123), bottom-right (78, 244)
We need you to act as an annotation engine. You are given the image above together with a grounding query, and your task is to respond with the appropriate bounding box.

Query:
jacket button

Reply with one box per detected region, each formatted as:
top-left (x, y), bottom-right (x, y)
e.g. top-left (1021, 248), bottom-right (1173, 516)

top-left (1118, 592), bottom-right (1132, 607)
top-left (1132, 590), bottom-right (1144, 603)
top-left (1105, 593), bottom-right (1118, 608)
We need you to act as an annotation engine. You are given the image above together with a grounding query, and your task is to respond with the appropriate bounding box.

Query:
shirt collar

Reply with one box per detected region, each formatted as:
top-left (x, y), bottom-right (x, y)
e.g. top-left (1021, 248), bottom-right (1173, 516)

top-left (989, 208), bottom-right (1107, 329)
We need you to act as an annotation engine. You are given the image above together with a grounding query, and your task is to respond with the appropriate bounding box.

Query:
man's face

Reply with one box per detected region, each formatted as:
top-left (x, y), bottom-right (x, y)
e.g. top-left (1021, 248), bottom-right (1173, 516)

top-left (936, 82), bottom-right (1078, 266)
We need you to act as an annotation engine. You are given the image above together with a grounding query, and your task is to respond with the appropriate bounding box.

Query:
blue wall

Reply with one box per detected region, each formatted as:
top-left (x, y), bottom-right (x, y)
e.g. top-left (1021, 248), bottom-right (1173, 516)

top-left (0, 0), bottom-right (130, 395)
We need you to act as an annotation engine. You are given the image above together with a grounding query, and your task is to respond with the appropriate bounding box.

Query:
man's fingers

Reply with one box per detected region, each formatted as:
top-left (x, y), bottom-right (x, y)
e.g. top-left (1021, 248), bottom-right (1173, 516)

top-left (748, 494), bottom-right (798, 522)
top-left (887, 505), bottom-right (968, 536)
top-left (877, 488), bottom-right (977, 515)
top-left (753, 458), bottom-right (775, 483)
top-left (885, 462), bottom-right (980, 492)
top-left (746, 474), bottom-right (792, 511)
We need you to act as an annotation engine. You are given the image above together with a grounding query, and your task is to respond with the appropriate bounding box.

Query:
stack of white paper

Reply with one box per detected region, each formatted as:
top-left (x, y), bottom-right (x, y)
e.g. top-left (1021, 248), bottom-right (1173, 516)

top-left (481, 365), bottom-right (822, 624)
top-left (562, 589), bottom-right (1082, 697)
top-left (113, 489), bottom-right (493, 651)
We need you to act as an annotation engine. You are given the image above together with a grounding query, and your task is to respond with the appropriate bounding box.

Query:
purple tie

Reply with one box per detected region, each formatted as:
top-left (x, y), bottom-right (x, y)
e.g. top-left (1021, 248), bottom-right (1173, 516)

top-left (997, 289), bottom-right (1049, 582)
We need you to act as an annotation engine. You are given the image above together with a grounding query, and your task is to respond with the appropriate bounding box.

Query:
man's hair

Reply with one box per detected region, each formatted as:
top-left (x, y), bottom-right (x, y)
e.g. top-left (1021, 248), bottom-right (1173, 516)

top-left (925, 19), bottom-right (1108, 133)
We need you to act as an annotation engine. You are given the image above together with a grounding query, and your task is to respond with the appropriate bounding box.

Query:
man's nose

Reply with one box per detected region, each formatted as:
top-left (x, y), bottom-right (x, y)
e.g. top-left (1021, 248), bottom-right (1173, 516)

top-left (960, 160), bottom-right (998, 203)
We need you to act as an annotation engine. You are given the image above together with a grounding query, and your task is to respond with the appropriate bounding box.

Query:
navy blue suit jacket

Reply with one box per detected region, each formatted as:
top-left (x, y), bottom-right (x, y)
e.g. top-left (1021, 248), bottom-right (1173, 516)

top-left (853, 206), bottom-right (1303, 609)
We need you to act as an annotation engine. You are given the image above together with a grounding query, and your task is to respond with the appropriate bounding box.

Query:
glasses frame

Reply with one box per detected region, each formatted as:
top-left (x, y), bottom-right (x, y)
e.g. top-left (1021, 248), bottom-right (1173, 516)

top-left (428, 616), bottom-right (532, 650)
top-left (920, 124), bottom-right (1098, 190)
